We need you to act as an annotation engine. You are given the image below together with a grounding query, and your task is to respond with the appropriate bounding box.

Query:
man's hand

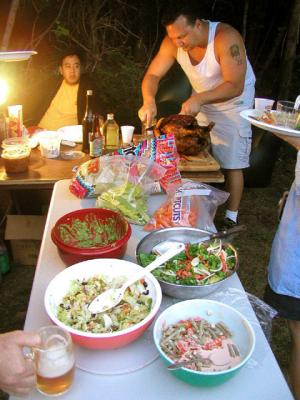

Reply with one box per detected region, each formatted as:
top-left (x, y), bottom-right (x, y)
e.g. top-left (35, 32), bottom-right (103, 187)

top-left (138, 101), bottom-right (157, 128)
top-left (0, 331), bottom-right (41, 396)
top-left (180, 94), bottom-right (203, 116)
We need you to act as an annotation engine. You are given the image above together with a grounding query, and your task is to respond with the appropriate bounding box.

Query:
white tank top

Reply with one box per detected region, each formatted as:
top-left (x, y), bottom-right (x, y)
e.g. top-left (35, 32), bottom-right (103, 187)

top-left (176, 21), bottom-right (256, 113)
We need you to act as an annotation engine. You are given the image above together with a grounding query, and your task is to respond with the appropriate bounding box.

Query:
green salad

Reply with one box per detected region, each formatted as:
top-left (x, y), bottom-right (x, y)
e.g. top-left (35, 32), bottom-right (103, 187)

top-left (59, 214), bottom-right (122, 248)
top-left (57, 275), bottom-right (152, 333)
top-left (138, 240), bottom-right (236, 286)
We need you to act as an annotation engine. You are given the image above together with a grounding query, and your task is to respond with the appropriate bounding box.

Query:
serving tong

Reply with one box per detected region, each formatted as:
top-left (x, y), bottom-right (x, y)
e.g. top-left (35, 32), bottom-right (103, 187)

top-left (152, 225), bottom-right (246, 255)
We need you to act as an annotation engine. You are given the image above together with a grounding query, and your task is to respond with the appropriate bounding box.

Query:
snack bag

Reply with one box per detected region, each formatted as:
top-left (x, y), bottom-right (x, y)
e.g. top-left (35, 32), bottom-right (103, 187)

top-left (144, 180), bottom-right (229, 232)
top-left (114, 133), bottom-right (182, 191)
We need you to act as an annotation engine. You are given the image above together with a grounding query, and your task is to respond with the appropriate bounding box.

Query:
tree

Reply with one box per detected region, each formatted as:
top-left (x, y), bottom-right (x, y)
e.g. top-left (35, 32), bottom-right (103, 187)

top-left (1, 0), bottom-right (20, 50)
top-left (277, 0), bottom-right (300, 99)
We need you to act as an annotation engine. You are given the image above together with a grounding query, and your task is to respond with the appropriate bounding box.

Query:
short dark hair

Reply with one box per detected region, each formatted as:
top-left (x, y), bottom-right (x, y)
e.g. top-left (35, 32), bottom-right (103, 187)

top-left (161, 1), bottom-right (200, 27)
top-left (58, 49), bottom-right (85, 66)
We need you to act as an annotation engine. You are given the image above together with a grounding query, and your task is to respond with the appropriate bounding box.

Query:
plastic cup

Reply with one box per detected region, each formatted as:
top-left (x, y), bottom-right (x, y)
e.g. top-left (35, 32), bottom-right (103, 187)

top-left (276, 100), bottom-right (300, 129)
top-left (121, 125), bottom-right (134, 144)
top-left (39, 131), bottom-right (61, 158)
top-left (254, 98), bottom-right (275, 111)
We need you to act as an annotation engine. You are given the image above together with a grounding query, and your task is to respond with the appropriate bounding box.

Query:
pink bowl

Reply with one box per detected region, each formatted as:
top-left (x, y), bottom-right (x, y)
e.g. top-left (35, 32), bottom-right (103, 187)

top-left (51, 208), bottom-right (131, 266)
top-left (44, 259), bottom-right (162, 349)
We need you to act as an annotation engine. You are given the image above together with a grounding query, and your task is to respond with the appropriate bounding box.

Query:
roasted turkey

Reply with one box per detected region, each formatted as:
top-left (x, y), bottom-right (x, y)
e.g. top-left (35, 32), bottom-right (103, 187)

top-left (154, 114), bottom-right (214, 156)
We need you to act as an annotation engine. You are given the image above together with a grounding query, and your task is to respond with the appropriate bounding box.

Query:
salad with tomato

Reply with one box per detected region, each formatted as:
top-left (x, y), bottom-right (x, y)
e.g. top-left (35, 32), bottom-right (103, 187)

top-left (138, 240), bottom-right (237, 286)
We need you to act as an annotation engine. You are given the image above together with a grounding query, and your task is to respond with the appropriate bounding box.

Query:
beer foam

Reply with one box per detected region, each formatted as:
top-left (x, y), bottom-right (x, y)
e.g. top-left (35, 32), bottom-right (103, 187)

top-left (38, 350), bottom-right (74, 378)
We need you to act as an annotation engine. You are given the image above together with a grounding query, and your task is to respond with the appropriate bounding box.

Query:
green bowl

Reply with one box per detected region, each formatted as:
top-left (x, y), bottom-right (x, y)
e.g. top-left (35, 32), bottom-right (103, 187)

top-left (153, 299), bottom-right (255, 386)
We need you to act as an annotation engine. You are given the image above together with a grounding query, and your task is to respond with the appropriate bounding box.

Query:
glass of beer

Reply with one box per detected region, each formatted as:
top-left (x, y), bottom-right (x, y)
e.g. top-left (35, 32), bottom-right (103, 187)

top-left (33, 326), bottom-right (75, 396)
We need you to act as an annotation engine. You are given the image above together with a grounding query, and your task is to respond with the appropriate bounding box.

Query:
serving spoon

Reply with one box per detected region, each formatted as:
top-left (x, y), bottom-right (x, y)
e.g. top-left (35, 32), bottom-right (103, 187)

top-left (88, 242), bottom-right (185, 314)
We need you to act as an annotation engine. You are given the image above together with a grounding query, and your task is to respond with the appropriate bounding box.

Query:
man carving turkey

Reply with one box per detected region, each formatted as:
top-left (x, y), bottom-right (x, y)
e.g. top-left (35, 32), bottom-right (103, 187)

top-left (138, 1), bottom-right (255, 227)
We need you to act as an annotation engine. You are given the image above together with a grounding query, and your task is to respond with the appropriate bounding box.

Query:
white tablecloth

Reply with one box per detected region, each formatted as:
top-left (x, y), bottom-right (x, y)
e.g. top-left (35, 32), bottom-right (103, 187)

top-left (13, 180), bottom-right (293, 400)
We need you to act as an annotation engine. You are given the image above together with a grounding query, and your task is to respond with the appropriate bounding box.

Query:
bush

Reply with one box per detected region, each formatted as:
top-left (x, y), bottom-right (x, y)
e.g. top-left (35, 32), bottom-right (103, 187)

top-left (93, 50), bottom-right (144, 128)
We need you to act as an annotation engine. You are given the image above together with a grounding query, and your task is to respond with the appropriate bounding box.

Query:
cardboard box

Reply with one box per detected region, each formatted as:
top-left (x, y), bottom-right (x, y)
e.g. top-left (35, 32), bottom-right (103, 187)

top-left (5, 215), bottom-right (47, 266)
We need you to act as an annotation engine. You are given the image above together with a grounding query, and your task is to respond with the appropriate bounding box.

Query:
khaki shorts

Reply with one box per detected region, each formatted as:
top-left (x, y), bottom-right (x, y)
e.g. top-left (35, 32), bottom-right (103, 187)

top-left (200, 110), bottom-right (252, 169)
top-left (204, 110), bottom-right (252, 170)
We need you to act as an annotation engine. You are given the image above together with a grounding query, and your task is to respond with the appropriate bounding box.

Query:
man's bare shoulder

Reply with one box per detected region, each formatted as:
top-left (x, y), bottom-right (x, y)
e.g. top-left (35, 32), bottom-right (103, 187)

top-left (215, 23), bottom-right (243, 44)
top-left (160, 35), bottom-right (177, 57)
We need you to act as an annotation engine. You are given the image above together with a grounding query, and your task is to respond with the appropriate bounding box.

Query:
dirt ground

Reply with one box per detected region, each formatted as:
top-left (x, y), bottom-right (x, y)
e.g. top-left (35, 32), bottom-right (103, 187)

top-left (0, 142), bottom-right (296, 399)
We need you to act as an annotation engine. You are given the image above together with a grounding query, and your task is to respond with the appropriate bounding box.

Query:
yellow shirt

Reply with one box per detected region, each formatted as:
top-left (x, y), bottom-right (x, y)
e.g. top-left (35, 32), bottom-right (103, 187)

top-left (39, 80), bottom-right (78, 130)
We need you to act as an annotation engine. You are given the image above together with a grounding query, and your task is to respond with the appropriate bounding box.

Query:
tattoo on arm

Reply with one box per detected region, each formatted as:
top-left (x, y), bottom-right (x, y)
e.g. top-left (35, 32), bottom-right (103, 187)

top-left (230, 44), bottom-right (243, 65)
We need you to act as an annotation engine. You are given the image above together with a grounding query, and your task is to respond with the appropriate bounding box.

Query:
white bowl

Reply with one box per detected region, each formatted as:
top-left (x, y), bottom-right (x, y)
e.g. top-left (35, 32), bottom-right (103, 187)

top-left (44, 258), bottom-right (162, 349)
top-left (153, 299), bottom-right (255, 386)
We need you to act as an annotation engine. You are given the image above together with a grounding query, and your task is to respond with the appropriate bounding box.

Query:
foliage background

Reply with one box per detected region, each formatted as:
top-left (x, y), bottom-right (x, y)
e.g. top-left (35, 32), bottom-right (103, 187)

top-left (0, 0), bottom-right (299, 126)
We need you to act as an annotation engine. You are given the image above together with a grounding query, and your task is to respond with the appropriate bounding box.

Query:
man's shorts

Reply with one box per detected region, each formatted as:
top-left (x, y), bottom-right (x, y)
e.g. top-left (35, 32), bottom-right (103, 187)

top-left (208, 111), bottom-right (252, 170)
top-left (264, 283), bottom-right (300, 321)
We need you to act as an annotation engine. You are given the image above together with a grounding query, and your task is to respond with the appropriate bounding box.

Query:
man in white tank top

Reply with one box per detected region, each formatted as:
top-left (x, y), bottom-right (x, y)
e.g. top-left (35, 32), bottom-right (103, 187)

top-left (138, 2), bottom-right (255, 227)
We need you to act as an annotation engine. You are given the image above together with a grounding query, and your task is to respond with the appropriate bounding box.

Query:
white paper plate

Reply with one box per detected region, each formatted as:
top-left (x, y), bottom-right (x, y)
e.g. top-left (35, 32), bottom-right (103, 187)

top-left (0, 51), bottom-right (37, 62)
top-left (240, 109), bottom-right (300, 137)
top-left (58, 125), bottom-right (83, 143)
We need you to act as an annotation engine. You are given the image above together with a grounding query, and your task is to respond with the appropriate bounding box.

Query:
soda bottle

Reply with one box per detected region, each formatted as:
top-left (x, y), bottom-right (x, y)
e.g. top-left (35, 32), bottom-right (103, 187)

top-left (0, 240), bottom-right (10, 275)
top-left (89, 114), bottom-right (104, 158)
top-left (103, 113), bottom-right (119, 150)
top-left (81, 90), bottom-right (93, 153)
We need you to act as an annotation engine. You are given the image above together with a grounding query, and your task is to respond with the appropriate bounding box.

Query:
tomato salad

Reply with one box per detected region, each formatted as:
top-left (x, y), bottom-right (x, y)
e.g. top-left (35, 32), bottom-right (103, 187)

top-left (138, 240), bottom-right (237, 286)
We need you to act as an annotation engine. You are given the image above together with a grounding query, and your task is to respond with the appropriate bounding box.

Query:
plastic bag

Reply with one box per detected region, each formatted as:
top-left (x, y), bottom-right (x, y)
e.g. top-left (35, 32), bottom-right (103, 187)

top-left (144, 180), bottom-right (229, 231)
top-left (69, 154), bottom-right (166, 199)
top-left (113, 133), bottom-right (182, 192)
top-left (210, 288), bottom-right (278, 344)
top-left (246, 292), bottom-right (278, 343)
top-left (69, 155), bottom-right (166, 225)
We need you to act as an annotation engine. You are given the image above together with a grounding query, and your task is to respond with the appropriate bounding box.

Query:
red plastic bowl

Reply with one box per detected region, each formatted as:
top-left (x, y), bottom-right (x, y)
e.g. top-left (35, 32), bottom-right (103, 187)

top-left (44, 259), bottom-right (162, 349)
top-left (51, 208), bottom-right (131, 266)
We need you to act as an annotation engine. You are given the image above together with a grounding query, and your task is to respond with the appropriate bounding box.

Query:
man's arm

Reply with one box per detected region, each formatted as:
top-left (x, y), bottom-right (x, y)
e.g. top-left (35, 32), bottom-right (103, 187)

top-left (272, 133), bottom-right (300, 150)
top-left (139, 36), bottom-right (177, 127)
top-left (181, 25), bottom-right (248, 115)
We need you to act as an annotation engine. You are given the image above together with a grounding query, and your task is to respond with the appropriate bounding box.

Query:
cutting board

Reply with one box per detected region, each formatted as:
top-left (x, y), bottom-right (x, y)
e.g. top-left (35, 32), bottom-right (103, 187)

top-left (179, 150), bottom-right (220, 172)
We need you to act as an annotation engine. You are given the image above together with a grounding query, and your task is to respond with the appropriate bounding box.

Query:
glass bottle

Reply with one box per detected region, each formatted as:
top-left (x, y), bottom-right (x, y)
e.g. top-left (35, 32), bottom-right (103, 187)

top-left (81, 90), bottom-right (93, 153)
top-left (0, 239), bottom-right (10, 275)
top-left (103, 113), bottom-right (119, 151)
top-left (89, 114), bottom-right (103, 158)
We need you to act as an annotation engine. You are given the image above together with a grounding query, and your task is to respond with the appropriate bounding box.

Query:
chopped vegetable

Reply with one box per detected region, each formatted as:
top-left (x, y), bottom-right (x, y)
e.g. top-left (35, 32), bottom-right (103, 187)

top-left (96, 181), bottom-right (150, 225)
top-left (160, 317), bottom-right (240, 372)
top-left (59, 213), bottom-right (122, 248)
top-left (138, 240), bottom-right (236, 286)
top-left (57, 275), bottom-right (152, 333)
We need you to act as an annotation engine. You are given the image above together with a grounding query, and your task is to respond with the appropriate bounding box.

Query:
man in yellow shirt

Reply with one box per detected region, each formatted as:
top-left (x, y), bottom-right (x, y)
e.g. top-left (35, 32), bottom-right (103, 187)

top-left (24, 50), bottom-right (96, 130)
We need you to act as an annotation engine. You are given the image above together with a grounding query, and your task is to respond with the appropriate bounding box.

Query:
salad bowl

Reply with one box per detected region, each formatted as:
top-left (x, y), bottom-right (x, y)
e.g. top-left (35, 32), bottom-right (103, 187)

top-left (51, 208), bottom-right (131, 266)
top-left (136, 227), bottom-right (238, 299)
top-left (153, 299), bottom-right (255, 386)
top-left (44, 258), bottom-right (162, 349)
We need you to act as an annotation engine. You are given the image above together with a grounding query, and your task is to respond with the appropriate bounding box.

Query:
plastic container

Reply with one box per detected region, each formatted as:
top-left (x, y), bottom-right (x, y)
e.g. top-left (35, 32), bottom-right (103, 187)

top-left (1, 137), bottom-right (31, 173)
top-left (38, 131), bottom-right (61, 158)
